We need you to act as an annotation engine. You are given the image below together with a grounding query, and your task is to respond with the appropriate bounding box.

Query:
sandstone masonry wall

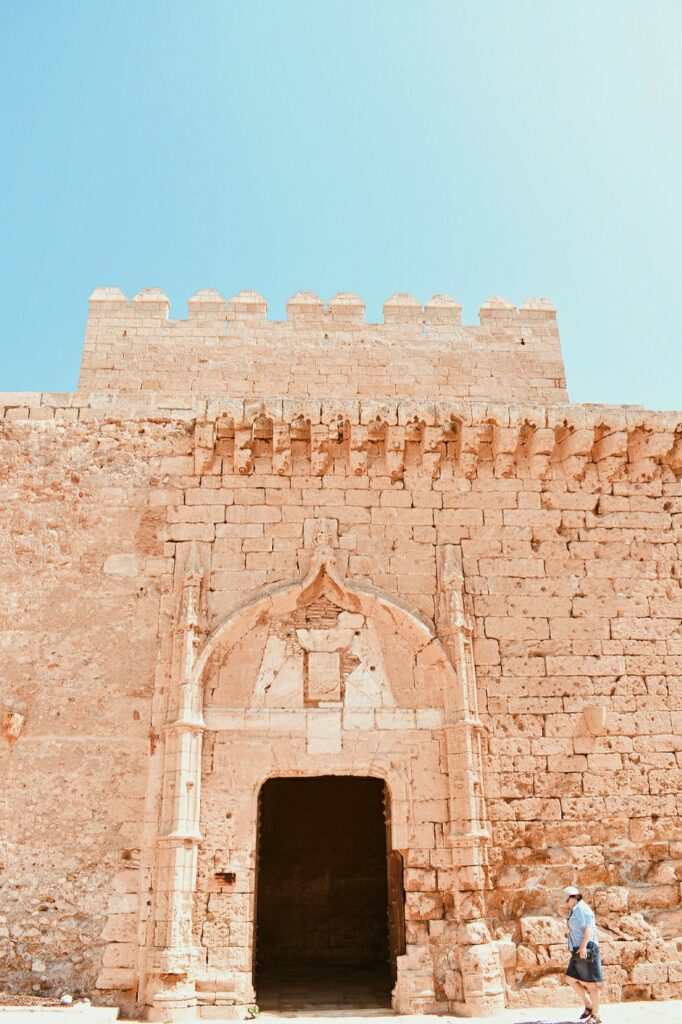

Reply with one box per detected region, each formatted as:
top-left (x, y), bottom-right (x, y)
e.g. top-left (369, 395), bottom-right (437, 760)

top-left (0, 418), bottom-right (182, 998)
top-left (1, 290), bottom-right (681, 1017)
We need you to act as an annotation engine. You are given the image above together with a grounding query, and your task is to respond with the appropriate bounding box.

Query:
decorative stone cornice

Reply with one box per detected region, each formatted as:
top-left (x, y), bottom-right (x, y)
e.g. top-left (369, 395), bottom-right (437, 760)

top-left (191, 400), bottom-right (682, 482)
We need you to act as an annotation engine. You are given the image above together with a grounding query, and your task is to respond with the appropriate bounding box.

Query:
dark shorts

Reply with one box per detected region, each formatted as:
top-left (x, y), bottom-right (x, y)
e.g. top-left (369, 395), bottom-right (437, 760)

top-left (566, 942), bottom-right (604, 984)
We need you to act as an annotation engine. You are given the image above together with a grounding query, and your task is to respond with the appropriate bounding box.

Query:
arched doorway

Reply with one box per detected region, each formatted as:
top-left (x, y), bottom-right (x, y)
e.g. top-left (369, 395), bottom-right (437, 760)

top-left (254, 775), bottom-right (399, 1010)
top-left (141, 546), bottom-right (504, 1019)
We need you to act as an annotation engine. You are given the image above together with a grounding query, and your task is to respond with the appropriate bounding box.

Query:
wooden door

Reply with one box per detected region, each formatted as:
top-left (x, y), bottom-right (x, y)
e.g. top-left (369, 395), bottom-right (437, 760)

top-left (387, 849), bottom-right (406, 985)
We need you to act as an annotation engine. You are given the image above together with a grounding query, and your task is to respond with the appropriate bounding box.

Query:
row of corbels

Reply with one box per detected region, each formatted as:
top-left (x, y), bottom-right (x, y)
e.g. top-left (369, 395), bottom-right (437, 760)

top-left (89, 287), bottom-right (557, 325)
top-left (193, 410), bottom-right (682, 483)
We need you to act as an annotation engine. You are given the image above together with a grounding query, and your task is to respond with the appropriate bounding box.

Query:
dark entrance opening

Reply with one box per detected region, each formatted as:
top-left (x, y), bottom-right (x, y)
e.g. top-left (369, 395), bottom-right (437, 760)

top-left (254, 776), bottom-right (394, 1011)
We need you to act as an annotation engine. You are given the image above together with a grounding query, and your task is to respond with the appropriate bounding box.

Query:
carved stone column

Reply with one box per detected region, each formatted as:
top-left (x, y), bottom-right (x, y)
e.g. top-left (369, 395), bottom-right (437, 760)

top-left (145, 544), bottom-right (207, 1021)
top-left (436, 545), bottom-right (505, 1014)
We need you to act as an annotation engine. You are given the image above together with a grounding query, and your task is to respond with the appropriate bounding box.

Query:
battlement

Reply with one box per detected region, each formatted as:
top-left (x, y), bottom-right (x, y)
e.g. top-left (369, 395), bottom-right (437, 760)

top-left (87, 287), bottom-right (558, 326)
top-left (80, 288), bottom-right (567, 404)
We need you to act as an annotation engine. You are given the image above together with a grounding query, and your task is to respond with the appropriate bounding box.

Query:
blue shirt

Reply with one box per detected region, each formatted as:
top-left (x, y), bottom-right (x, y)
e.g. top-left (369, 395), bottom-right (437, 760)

top-left (567, 900), bottom-right (598, 950)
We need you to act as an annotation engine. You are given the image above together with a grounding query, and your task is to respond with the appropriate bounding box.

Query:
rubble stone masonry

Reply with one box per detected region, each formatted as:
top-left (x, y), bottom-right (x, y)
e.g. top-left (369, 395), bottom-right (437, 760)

top-left (1, 288), bottom-right (681, 1019)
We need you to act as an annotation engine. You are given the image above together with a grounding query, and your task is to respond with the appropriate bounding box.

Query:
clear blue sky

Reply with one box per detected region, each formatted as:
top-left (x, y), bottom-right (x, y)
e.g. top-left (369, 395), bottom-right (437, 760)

top-left (1, 0), bottom-right (680, 408)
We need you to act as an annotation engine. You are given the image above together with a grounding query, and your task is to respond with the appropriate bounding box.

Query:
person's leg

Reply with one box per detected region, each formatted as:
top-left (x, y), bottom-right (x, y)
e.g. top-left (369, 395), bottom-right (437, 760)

top-left (586, 983), bottom-right (600, 1018)
top-left (566, 975), bottom-right (592, 1008)
top-left (580, 981), bottom-right (593, 1011)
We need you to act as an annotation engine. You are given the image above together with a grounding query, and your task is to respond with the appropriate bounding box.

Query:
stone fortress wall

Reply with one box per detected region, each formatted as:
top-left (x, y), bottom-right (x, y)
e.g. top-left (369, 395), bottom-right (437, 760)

top-left (0, 288), bottom-right (681, 1019)
top-left (79, 288), bottom-right (567, 403)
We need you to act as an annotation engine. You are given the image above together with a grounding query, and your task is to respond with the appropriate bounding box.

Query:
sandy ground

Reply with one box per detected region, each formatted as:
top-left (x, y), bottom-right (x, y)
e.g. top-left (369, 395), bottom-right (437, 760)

top-left (2, 1000), bottom-right (682, 1024)
top-left (255, 1001), bottom-right (682, 1023)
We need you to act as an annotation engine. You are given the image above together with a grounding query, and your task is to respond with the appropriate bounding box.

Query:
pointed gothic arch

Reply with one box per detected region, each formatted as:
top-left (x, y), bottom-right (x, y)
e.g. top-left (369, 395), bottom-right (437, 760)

top-left (191, 551), bottom-right (449, 695)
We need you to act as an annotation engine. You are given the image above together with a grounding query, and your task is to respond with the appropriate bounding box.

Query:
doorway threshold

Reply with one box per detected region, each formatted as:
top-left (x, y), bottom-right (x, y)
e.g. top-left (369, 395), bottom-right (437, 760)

top-left (256, 965), bottom-right (393, 1015)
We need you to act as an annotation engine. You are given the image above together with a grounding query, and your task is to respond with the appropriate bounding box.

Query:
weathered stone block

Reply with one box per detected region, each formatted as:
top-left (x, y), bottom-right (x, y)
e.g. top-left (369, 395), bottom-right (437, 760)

top-left (520, 916), bottom-right (566, 946)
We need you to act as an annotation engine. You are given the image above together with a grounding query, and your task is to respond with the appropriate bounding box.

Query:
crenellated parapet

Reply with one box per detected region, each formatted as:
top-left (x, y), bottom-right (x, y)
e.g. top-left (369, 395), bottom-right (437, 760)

top-left (87, 286), bottom-right (554, 328)
top-left (81, 287), bottom-right (566, 403)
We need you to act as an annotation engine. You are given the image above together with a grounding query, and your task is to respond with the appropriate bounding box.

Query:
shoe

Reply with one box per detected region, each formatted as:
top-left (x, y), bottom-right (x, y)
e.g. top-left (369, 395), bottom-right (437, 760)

top-left (586, 1016), bottom-right (602, 1024)
top-left (578, 1011), bottom-right (592, 1021)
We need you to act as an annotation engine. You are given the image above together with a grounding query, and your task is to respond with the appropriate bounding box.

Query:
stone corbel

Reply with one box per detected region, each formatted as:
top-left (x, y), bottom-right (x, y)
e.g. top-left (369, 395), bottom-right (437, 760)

top-left (491, 426), bottom-right (517, 479)
top-left (233, 426), bottom-right (254, 475)
top-left (310, 424), bottom-right (331, 476)
top-left (193, 420), bottom-right (217, 475)
top-left (385, 425), bottom-right (406, 481)
top-left (520, 425), bottom-right (555, 480)
top-left (592, 425), bottom-right (628, 481)
top-left (669, 431), bottom-right (682, 478)
top-left (459, 424), bottom-right (484, 479)
top-left (554, 426), bottom-right (594, 481)
top-left (349, 424), bottom-right (368, 476)
top-left (272, 423), bottom-right (292, 476)
top-left (421, 425), bottom-right (443, 478)
top-left (627, 426), bottom-right (676, 482)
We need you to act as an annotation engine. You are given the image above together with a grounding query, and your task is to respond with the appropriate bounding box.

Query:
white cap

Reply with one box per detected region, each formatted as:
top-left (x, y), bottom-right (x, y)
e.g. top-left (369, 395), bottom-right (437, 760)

top-left (564, 885), bottom-right (580, 897)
